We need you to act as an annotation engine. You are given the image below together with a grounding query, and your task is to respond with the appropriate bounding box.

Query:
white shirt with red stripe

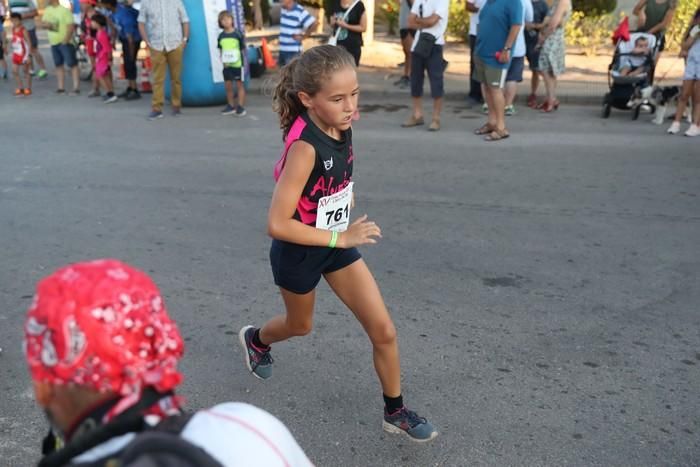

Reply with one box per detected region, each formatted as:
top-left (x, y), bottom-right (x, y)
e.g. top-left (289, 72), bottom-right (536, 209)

top-left (71, 402), bottom-right (314, 467)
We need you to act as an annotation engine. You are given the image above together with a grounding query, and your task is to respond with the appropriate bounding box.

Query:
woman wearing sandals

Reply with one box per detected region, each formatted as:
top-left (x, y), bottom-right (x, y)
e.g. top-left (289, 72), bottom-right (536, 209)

top-left (536, 0), bottom-right (571, 113)
top-left (472, 0), bottom-right (524, 142)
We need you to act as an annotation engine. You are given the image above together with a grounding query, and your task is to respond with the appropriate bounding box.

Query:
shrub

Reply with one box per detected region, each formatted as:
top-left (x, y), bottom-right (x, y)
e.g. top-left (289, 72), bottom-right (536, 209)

top-left (379, 0), bottom-right (400, 35)
top-left (666, 0), bottom-right (699, 50)
top-left (447, 0), bottom-right (470, 41)
top-left (565, 10), bottom-right (617, 56)
top-left (572, 0), bottom-right (617, 16)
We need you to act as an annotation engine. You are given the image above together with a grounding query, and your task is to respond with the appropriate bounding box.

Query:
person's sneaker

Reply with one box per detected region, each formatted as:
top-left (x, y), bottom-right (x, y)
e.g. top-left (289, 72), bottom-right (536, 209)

top-left (23, 88), bottom-right (32, 96)
top-left (87, 90), bottom-right (101, 98)
top-left (667, 121), bottom-right (681, 134)
top-left (125, 89), bottom-right (141, 101)
top-left (235, 106), bottom-right (247, 117)
top-left (401, 115), bottom-right (424, 128)
top-left (428, 119), bottom-right (440, 131)
top-left (482, 103), bottom-right (489, 114)
top-left (239, 325), bottom-right (273, 380)
top-left (505, 104), bottom-right (516, 116)
top-left (148, 110), bottom-right (164, 120)
top-left (56, 89), bottom-right (66, 94)
top-left (69, 89), bottom-right (80, 96)
top-left (117, 88), bottom-right (131, 99)
top-left (14, 88), bottom-right (23, 96)
top-left (103, 94), bottom-right (118, 104)
top-left (221, 104), bottom-right (236, 115)
top-left (172, 107), bottom-right (182, 117)
top-left (2, 71), bottom-right (7, 80)
top-left (383, 406), bottom-right (438, 443)
top-left (685, 124), bottom-right (700, 137)
top-left (36, 69), bottom-right (48, 79)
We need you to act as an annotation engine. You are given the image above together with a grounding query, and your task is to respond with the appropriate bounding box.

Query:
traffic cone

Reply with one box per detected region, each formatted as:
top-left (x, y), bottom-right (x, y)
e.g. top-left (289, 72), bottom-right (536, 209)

top-left (261, 37), bottom-right (277, 69)
top-left (139, 56), bottom-right (152, 93)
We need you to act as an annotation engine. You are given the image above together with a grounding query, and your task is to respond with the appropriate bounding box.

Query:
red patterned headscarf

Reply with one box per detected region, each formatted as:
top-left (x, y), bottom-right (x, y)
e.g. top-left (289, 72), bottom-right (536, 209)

top-left (24, 259), bottom-right (184, 399)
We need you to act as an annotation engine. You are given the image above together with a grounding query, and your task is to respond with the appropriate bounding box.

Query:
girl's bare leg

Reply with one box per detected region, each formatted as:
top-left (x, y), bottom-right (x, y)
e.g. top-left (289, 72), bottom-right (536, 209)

top-left (259, 289), bottom-right (316, 344)
top-left (323, 259), bottom-right (401, 397)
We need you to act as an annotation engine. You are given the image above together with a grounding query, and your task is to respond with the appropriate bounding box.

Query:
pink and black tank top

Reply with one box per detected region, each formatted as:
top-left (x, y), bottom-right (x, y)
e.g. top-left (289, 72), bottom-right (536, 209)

top-left (274, 112), bottom-right (354, 226)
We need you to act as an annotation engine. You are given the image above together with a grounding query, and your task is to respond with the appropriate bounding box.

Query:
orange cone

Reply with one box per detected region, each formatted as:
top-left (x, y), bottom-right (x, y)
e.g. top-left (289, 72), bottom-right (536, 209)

top-left (139, 56), bottom-right (153, 93)
top-left (261, 37), bottom-right (277, 69)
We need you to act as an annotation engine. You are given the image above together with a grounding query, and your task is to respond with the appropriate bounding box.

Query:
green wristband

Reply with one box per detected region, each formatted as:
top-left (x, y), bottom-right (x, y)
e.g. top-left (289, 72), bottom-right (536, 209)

top-left (328, 231), bottom-right (338, 248)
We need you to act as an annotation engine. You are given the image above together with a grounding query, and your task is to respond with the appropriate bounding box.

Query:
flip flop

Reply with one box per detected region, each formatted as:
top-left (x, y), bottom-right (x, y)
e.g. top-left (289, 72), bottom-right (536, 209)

top-left (484, 129), bottom-right (510, 142)
top-left (474, 124), bottom-right (494, 135)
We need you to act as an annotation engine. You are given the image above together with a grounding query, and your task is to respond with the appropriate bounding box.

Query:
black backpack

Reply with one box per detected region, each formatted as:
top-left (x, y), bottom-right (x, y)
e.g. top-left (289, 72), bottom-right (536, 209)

top-left (39, 391), bottom-right (223, 467)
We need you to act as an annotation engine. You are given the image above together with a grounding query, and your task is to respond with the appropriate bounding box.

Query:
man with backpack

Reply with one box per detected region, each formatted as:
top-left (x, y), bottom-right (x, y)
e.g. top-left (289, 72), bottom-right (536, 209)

top-left (25, 259), bottom-right (313, 467)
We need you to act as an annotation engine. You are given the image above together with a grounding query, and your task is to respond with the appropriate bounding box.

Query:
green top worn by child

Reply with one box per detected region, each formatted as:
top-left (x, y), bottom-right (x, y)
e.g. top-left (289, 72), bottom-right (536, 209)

top-left (217, 29), bottom-right (245, 69)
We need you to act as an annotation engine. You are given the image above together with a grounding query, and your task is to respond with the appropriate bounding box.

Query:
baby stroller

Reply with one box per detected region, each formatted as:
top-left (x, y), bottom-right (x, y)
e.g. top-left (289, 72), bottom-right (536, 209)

top-left (602, 32), bottom-right (658, 119)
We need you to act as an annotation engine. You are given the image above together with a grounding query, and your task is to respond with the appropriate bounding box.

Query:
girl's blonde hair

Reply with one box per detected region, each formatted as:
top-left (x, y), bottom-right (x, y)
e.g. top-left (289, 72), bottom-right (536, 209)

top-left (272, 45), bottom-right (356, 139)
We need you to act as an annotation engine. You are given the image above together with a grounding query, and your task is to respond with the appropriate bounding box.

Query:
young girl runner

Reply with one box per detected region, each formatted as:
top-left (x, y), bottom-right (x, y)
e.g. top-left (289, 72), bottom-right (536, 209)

top-left (239, 45), bottom-right (437, 442)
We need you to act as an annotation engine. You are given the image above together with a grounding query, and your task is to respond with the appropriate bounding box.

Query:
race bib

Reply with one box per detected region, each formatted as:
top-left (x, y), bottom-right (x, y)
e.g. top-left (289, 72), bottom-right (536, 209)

top-left (221, 48), bottom-right (241, 65)
top-left (315, 182), bottom-right (353, 232)
top-left (12, 41), bottom-right (23, 54)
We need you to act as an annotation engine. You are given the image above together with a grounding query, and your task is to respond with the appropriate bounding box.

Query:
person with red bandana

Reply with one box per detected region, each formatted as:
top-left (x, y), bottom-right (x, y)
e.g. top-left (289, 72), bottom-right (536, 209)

top-left (24, 259), bottom-right (312, 467)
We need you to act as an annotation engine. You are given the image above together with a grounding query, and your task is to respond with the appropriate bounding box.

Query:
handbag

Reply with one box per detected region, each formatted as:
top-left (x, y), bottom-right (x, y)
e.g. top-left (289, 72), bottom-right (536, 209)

top-left (412, 1), bottom-right (436, 59)
top-left (413, 32), bottom-right (436, 59)
top-left (328, 0), bottom-right (362, 46)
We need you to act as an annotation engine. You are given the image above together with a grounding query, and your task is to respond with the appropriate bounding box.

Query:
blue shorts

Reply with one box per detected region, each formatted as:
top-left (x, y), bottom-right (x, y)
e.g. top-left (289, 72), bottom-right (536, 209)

top-left (278, 50), bottom-right (300, 67)
top-left (223, 66), bottom-right (242, 81)
top-left (28, 28), bottom-right (38, 49)
top-left (506, 56), bottom-right (525, 82)
top-left (410, 45), bottom-right (445, 98)
top-left (270, 239), bottom-right (361, 294)
top-left (51, 43), bottom-right (77, 68)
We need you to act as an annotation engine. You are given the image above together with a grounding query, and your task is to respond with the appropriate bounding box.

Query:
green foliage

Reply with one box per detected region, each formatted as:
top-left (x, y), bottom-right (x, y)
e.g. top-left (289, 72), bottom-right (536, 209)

top-left (666, 0), bottom-right (699, 50)
top-left (447, 0), bottom-right (470, 41)
top-left (572, 0), bottom-right (617, 16)
top-left (380, 0), bottom-right (400, 36)
top-left (565, 10), bottom-right (617, 56)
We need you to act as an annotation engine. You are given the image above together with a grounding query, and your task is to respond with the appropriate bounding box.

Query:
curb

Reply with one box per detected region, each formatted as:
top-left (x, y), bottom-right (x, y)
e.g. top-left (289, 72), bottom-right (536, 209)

top-left (247, 73), bottom-right (605, 107)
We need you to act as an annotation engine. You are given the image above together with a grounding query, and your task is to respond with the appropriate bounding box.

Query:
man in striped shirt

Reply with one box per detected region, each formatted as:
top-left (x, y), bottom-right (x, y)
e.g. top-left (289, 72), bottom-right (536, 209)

top-left (278, 0), bottom-right (316, 66)
top-left (8, 0), bottom-right (47, 78)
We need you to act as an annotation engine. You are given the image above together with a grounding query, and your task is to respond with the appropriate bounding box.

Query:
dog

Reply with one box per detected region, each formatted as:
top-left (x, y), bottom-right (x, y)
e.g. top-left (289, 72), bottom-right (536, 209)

top-left (629, 85), bottom-right (692, 125)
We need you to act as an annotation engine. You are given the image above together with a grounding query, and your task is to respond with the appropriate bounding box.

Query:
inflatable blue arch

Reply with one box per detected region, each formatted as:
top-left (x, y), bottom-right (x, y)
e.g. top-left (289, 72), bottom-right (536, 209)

top-left (171, 0), bottom-right (248, 106)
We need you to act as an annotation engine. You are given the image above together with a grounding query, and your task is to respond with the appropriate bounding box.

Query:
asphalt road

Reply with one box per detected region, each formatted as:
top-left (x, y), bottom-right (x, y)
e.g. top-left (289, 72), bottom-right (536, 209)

top-left (1, 81), bottom-right (699, 467)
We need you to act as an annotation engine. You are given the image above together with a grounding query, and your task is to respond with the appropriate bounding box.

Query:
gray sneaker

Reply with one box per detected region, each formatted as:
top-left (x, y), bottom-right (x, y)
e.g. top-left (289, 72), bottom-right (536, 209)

top-left (239, 325), bottom-right (273, 380)
top-left (235, 106), bottom-right (247, 117)
top-left (383, 406), bottom-right (438, 442)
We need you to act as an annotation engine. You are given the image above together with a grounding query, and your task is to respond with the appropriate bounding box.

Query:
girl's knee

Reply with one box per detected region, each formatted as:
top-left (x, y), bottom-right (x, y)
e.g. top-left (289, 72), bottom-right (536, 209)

top-left (370, 320), bottom-right (397, 346)
top-left (287, 318), bottom-right (313, 337)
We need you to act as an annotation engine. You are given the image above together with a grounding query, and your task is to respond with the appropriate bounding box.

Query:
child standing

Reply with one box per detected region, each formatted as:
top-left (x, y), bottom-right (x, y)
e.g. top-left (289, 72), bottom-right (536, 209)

top-left (217, 11), bottom-right (246, 116)
top-left (239, 45), bottom-right (437, 443)
top-left (10, 12), bottom-right (31, 95)
top-left (91, 13), bottom-right (117, 103)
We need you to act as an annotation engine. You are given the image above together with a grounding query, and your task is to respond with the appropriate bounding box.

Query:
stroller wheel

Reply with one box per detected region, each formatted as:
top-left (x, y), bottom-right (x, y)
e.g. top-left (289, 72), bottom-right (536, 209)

top-left (632, 105), bottom-right (641, 120)
top-left (602, 103), bottom-right (611, 119)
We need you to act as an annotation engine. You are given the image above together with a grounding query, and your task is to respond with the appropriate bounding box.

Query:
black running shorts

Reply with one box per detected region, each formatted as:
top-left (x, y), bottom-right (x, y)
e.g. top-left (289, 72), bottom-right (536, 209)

top-left (270, 239), bottom-right (361, 294)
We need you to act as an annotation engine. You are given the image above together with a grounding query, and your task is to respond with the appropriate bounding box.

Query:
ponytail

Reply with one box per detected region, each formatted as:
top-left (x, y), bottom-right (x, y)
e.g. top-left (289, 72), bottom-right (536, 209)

top-left (273, 58), bottom-right (306, 140)
top-left (272, 45), bottom-right (356, 140)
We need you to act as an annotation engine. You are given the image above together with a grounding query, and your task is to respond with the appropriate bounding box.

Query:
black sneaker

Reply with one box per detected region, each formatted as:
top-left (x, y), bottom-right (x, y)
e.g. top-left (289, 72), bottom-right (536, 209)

top-left (383, 406), bottom-right (438, 442)
top-left (239, 325), bottom-right (273, 379)
top-left (117, 88), bottom-right (131, 98)
top-left (125, 89), bottom-right (142, 101)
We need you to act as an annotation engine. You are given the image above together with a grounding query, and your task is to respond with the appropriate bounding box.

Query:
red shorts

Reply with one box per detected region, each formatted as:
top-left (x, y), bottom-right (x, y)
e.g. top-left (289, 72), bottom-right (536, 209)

top-left (12, 54), bottom-right (28, 66)
top-left (85, 37), bottom-right (97, 58)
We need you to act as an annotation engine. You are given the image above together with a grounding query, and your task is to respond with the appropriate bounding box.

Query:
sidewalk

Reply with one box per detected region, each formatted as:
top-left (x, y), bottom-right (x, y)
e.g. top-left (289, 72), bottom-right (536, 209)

top-left (247, 31), bottom-right (687, 106)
